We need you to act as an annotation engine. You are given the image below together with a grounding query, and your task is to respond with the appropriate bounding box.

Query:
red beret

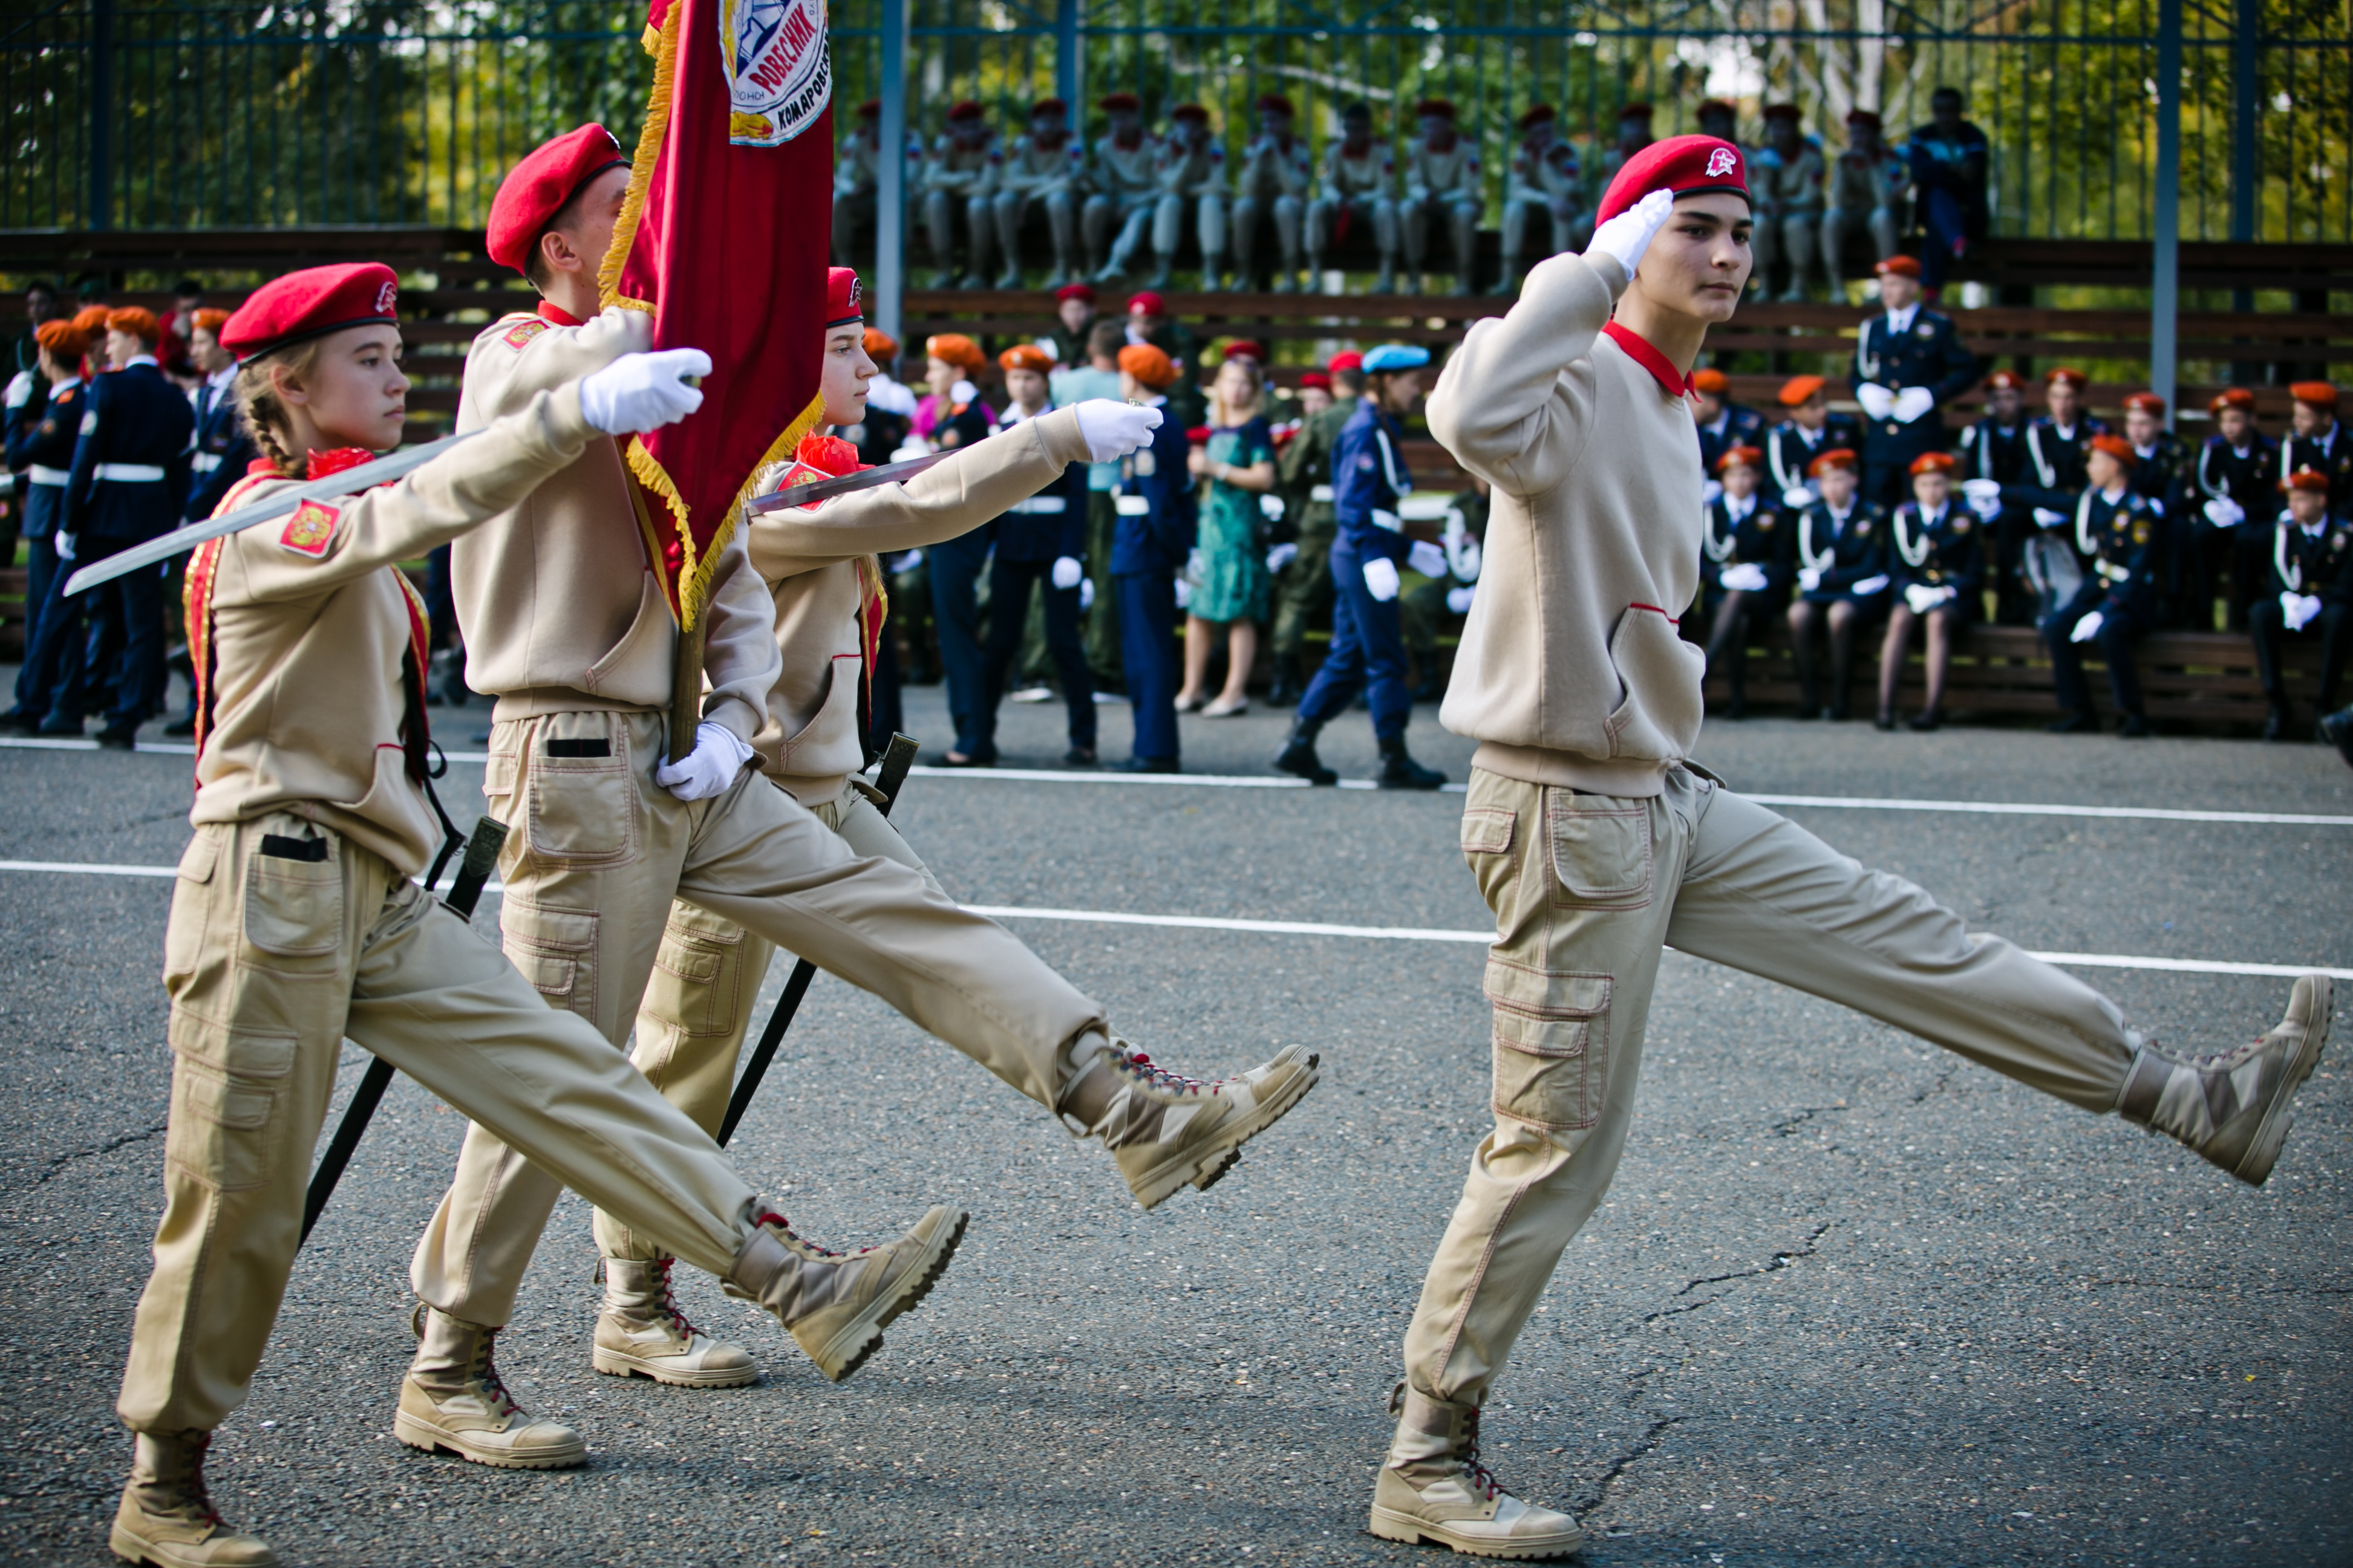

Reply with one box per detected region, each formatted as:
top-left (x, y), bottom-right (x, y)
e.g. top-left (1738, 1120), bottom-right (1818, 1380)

top-left (2045, 366), bottom-right (2088, 389)
top-left (1689, 367), bottom-right (1729, 395)
top-left (2283, 466), bottom-right (2331, 494)
top-left (1518, 104), bottom-right (1558, 131)
top-left (220, 262), bottom-right (399, 365)
top-left (1909, 451), bottom-right (1958, 477)
top-left (1299, 370), bottom-right (1333, 390)
top-left (2291, 380), bottom-right (2338, 408)
top-left (2088, 434), bottom-right (2137, 464)
top-left (2123, 391), bottom-right (2166, 415)
top-left (1098, 92), bottom-right (1140, 113)
top-left (1256, 93), bottom-right (1296, 117)
top-left (1714, 444), bottom-right (1763, 472)
top-left (1031, 97), bottom-right (1068, 119)
top-left (1595, 134), bottom-right (1750, 227)
top-left (826, 267), bottom-right (864, 328)
top-left (1778, 374), bottom-right (1826, 406)
top-left (1808, 447), bottom-right (1859, 477)
top-left (1127, 290), bottom-right (1167, 316)
top-left (1875, 255), bottom-right (1922, 278)
top-left (1985, 369), bottom-right (2025, 391)
top-left (1056, 281), bottom-right (1097, 304)
top-left (1846, 109), bottom-right (1882, 130)
top-left (1171, 104), bottom-right (1209, 125)
top-left (486, 125), bottom-right (628, 274)
top-left (2210, 388), bottom-right (2257, 414)
top-left (1327, 350), bottom-right (1364, 374)
top-left (1415, 100), bottom-right (1457, 120)
top-left (999, 343), bottom-right (1054, 374)
top-left (1222, 339), bottom-right (1267, 363)
top-left (947, 100), bottom-right (985, 122)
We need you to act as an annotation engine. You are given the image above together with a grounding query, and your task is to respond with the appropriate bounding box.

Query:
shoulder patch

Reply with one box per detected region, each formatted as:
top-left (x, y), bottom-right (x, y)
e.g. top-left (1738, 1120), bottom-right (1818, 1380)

top-left (279, 498), bottom-right (339, 556)
top-left (501, 317), bottom-right (550, 351)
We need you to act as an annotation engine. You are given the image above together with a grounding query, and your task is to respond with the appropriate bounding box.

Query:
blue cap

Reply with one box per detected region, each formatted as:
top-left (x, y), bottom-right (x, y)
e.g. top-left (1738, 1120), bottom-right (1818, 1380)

top-left (1362, 343), bottom-right (1431, 374)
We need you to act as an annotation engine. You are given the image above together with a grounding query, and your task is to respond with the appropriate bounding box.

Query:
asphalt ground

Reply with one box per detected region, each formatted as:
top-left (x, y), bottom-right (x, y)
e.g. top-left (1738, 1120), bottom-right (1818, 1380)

top-left (1, 675), bottom-right (2348, 1568)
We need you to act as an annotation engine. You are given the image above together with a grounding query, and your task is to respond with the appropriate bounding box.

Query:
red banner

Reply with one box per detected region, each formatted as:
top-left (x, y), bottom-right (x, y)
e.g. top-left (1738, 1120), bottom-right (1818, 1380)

top-left (601, 0), bottom-right (832, 626)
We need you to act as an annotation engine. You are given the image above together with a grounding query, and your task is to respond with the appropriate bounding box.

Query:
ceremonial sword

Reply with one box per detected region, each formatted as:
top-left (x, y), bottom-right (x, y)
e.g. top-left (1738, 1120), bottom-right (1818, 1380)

top-left (716, 731), bottom-right (922, 1148)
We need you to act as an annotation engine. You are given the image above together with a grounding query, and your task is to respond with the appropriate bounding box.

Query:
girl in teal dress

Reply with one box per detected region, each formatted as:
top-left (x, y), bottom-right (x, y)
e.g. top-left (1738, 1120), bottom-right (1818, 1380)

top-left (1178, 357), bottom-right (1278, 716)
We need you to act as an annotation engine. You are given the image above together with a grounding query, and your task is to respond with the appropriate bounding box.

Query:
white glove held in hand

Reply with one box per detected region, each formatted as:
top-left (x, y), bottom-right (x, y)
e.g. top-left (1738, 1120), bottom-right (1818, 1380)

top-left (1407, 539), bottom-right (1449, 579)
top-left (2071, 610), bottom-right (2104, 643)
top-left (1446, 585), bottom-right (1477, 614)
top-left (2033, 507), bottom-right (2068, 528)
top-left (1720, 562), bottom-right (1770, 593)
top-left (2204, 495), bottom-right (2245, 529)
top-left (1798, 566), bottom-right (1823, 593)
top-left (56, 533), bottom-right (77, 561)
top-left (2283, 591), bottom-right (2323, 632)
top-left (1961, 478), bottom-right (2003, 507)
top-left (1074, 399), bottom-right (1163, 461)
top-left (1855, 383), bottom-right (1896, 421)
top-left (1851, 573), bottom-right (1890, 596)
top-left (1893, 386), bottom-right (1936, 424)
top-left (1585, 188), bottom-right (1677, 279)
top-left (655, 721), bottom-right (754, 802)
top-left (1362, 556), bottom-right (1402, 602)
top-left (1783, 486), bottom-right (1815, 510)
top-left (579, 349), bottom-right (711, 434)
top-left (1051, 555), bottom-right (1083, 591)
top-left (1904, 582), bottom-right (1957, 615)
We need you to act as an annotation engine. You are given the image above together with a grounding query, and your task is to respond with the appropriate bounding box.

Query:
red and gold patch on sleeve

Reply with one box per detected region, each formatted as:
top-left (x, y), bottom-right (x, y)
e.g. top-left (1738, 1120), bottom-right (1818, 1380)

top-left (501, 316), bottom-right (550, 351)
top-left (279, 499), bottom-right (341, 556)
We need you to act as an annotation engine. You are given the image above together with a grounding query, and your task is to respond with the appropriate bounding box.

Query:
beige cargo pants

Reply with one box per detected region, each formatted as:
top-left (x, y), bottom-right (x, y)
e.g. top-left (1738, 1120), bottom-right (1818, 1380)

top-left (117, 813), bottom-right (761, 1436)
top-left (410, 712), bottom-right (1102, 1327)
top-left (1405, 766), bottom-right (2136, 1408)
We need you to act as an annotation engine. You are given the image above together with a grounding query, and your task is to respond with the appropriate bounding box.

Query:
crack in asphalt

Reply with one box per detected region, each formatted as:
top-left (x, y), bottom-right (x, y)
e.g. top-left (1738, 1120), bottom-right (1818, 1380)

top-left (1769, 1104), bottom-right (1849, 1137)
top-left (1640, 1222), bottom-right (1836, 1322)
top-left (21, 1121), bottom-right (168, 1191)
top-left (1573, 1414), bottom-right (1680, 1517)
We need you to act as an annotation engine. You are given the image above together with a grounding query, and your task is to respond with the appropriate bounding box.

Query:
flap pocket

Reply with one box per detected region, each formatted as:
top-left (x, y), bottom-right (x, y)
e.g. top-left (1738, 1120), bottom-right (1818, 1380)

top-left (1489, 978), bottom-right (1613, 1134)
top-left (525, 715), bottom-right (640, 868)
top-left (176, 833), bottom-right (220, 885)
top-left (502, 900), bottom-right (600, 1018)
top-left (244, 845), bottom-right (344, 957)
top-left (1459, 806), bottom-right (1515, 856)
top-left (1547, 795), bottom-right (1653, 908)
top-left (181, 1064), bottom-right (273, 1130)
top-left (168, 1007), bottom-right (298, 1079)
top-left (1602, 607), bottom-right (1706, 761)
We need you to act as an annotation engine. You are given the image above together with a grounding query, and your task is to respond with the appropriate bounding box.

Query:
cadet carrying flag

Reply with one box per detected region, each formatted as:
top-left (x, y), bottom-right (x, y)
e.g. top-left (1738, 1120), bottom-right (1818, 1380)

top-left (601, 0), bottom-right (834, 629)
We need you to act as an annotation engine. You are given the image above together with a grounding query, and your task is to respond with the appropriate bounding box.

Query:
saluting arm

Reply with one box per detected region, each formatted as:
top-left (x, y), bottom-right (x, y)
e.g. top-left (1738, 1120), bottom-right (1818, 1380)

top-left (1425, 249), bottom-right (1628, 497)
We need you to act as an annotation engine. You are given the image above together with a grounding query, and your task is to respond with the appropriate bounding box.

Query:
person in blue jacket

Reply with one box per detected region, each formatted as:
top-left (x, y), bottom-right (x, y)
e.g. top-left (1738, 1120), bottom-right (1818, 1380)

top-left (2, 319), bottom-right (93, 733)
top-left (1273, 343), bottom-right (1446, 789)
top-left (977, 343), bottom-right (1097, 764)
top-left (1109, 342), bottom-right (1195, 772)
top-left (60, 307), bottom-right (195, 747)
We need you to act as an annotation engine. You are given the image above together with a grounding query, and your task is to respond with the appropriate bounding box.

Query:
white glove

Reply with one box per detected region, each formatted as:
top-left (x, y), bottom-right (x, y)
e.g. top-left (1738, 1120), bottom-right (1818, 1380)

top-left (2033, 507), bottom-right (2068, 528)
top-left (2283, 591), bottom-right (2323, 632)
top-left (1265, 541), bottom-right (1299, 573)
top-left (1852, 573), bottom-right (1889, 595)
top-left (1892, 386), bottom-right (1936, 424)
top-left (578, 348), bottom-right (711, 434)
top-left (892, 547), bottom-right (925, 574)
top-left (1074, 399), bottom-right (1163, 461)
top-left (1798, 566), bottom-right (1823, 593)
top-left (1584, 187), bottom-right (1677, 279)
top-left (1051, 555), bottom-right (1083, 591)
top-left (1966, 490), bottom-right (2003, 521)
top-left (1363, 555), bottom-right (1402, 601)
top-left (1904, 582), bottom-right (1956, 614)
top-left (654, 720), bottom-right (754, 802)
top-left (1173, 577), bottom-right (1192, 610)
top-left (56, 533), bottom-right (76, 561)
top-left (1782, 486), bottom-right (1814, 510)
top-left (951, 379), bottom-right (979, 404)
top-left (1259, 493), bottom-right (1285, 521)
top-left (2204, 495), bottom-right (2245, 529)
top-left (1079, 576), bottom-right (1095, 611)
top-left (1855, 383), bottom-right (1896, 421)
top-left (1720, 562), bottom-right (1770, 593)
top-left (2071, 609), bottom-right (2104, 643)
top-left (1961, 478), bottom-right (2003, 507)
top-left (1407, 539), bottom-right (1449, 579)
top-left (1700, 478), bottom-right (1724, 506)
top-left (1446, 585), bottom-right (1476, 614)
top-left (4, 369), bottom-right (30, 412)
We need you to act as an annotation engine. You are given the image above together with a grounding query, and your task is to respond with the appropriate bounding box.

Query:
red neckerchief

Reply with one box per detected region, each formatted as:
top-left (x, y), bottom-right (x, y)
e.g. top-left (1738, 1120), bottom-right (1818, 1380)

top-left (788, 434), bottom-right (890, 735)
top-left (538, 299), bottom-right (587, 327)
top-left (304, 446), bottom-right (376, 480)
top-left (1602, 320), bottom-right (1694, 399)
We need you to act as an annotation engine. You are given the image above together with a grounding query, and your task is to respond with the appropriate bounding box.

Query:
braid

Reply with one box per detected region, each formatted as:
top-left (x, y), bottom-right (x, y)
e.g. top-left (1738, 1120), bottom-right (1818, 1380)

top-left (230, 340), bottom-right (329, 475)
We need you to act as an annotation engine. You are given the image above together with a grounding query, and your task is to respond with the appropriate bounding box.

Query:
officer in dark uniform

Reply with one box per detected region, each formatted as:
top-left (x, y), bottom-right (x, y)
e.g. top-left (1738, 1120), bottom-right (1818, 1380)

top-left (2014, 434), bottom-right (2165, 736)
top-left (2115, 390), bottom-right (2192, 624)
top-left (977, 343), bottom-right (1097, 766)
top-left (2024, 367), bottom-right (2104, 493)
top-left (1699, 444), bottom-right (1793, 718)
top-left (1275, 343), bottom-right (1444, 789)
top-left (1958, 369), bottom-right (2034, 622)
top-left (59, 307), bottom-right (195, 747)
top-left (2249, 467), bottom-right (2352, 739)
top-left (1849, 254), bottom-right (1979, 509)
top-left (1691, 367), bottom-right (1763, 478)
top-left (5, 278), bottom-right (66, 564)
top-left (2, 319), bottom-right (92, 732)
top-left (2280, 383), bottom-right (2350, 522)
top-left (1763, 374), bottom-right (1858, 508)
top-left (1269, 353), bottom-right (1362, 703)
top-left (1876, 450), bottom-right (1979, 730)
top-left (2191, 388), bottom-right (2279, 631)
top-left (1785, 447), bottom-right (1890, 720)
top-left (1109, 342), bottom-right (1195, 772)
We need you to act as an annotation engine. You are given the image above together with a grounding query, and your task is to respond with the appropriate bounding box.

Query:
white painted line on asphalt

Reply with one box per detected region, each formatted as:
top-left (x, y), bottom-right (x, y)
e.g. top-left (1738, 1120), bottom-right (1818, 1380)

top-left (4, 737), bottom-right (2346, 825)
top-left (3, 859), bottom-right (2343, 979)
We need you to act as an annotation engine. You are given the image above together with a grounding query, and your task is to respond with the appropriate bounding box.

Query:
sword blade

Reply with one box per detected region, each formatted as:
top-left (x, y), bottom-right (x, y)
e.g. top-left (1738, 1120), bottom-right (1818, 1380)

top-left (742, 448), bottom-right (956, 514)
top-left (59, 431), bottom-right (478, 598)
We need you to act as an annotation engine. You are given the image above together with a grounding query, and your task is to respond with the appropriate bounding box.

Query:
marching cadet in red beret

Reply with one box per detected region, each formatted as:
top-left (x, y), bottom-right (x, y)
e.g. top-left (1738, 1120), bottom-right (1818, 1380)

top-left (1233, 92), bottom-right (1313, 291)
top-left (2250, 466), bottom-right (2352, 738)
top-left (102, 261), bottom-right (909, 1568)
top-left (2192, 386), bottom-right (2278, 629)
top-left (1395, 134), bottom-right (2332, 1558)
top-left (994, 96), bottom-right (1086, 289)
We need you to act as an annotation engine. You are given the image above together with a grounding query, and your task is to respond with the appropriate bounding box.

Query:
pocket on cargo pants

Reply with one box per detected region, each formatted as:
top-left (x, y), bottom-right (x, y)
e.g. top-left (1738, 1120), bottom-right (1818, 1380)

top-left (1486, 971), bottom-right (1613, 1134)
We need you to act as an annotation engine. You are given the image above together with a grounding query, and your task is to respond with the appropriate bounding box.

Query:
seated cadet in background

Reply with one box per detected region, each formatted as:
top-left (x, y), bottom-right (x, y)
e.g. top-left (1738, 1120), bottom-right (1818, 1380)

top-left (2116, 391), bottom-right (2191, 622)
top-left (2011, 434), bottom-right (2165, 737)
top-left (2192, 388), bottom-right (2277, 631)
top-left (920, 101), bottom-right (1001, 290)
top-left (1084, 94), bottom-right (1163, 282)
top-left (1876, 450), bottom-right (1979, 731)
top-left (1764, 374), bottom-right (1858, 509)
top-left (1786, 448), bottom-right (1890, 720)
top-left (1305, 102), bottom-right (1402, 293)
top-left (2249, 467), bottom-right (2352, 740)
top-left (1959, 369), bottom-right (2035, 623)
top-left (2280, 382), bottom-right (2351, 522)
top-left (2015, 366), bottom-right (2103, 623)
top-left (994, 97), bottom-right (1086, 290)
top-left (1699, 445), bottom-right (1793, 718)
top-left (1501, 105), bottom-right (1586, 290)
top-left (1111, 343), bottom-right (1195, 771)
top-left (1750, 104), bottom-right (1826, 301)
top-left (1398, 100), bottom-right (1481, 294)
top-left (1150, 106), bottom-right (1228, 291)
top-left (1692, 367), bottom-right (1763, 481)
top-left (832, 99), bottom-right (899, 268)
top-left (1232, 94), bottom-right (1313, 293)
top-left (977, 343), bottom-right (1096, 764)
top-left (1822, 109), bottom-right (1908, 294)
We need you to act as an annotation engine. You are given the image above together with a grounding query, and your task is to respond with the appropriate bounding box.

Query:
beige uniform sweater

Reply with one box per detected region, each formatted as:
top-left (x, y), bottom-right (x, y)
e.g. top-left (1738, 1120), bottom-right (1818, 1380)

top-left (1426, 250), bottom-right (1705, 798)
top-left (192, 385), bottom-right (601, 874)
top-left (743, 407), bottom-right (1089, 805)
top-left (451, 307), bottom-right (780, 742)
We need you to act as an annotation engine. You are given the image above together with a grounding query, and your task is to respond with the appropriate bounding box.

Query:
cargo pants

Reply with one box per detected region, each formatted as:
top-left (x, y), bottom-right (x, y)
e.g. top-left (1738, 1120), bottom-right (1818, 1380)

top-left (117, 813), bottom-right (761, 1436)
top-left (1404, 765), bottom-right (2136, 1408)
top-left (410, 711), bottom-right (1103, 1327)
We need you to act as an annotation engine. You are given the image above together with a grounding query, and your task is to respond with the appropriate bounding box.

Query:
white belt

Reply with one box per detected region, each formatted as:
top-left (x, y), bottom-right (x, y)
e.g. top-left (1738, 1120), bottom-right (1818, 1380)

top-left (2097, 559), bottom-right (2131, 582)
top-left (1370, 507), bottom-right (1402, 533)
top-left (1008, 496), bottom-right (1066, 514)
top-left (1309, 484), bottom-right (1334, 502)
top-left (1115, 495), bottom-right (1151, 516)
top-left (28, 464), bottom-right (70, 486)
top-left (191, 452), bottom-right (223, 473)
top-left (94, 463), bottom-right (165, 482)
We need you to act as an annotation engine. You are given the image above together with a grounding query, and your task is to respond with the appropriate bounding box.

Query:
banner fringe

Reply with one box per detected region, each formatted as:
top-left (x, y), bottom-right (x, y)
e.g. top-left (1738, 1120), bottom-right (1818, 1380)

top-left (601, 1), bottom-right (678, 312)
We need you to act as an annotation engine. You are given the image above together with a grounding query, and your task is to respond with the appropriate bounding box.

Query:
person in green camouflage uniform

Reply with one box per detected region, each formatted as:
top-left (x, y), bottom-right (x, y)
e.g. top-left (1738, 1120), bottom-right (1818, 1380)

top-left (1268, 354), bottom-right (1364, 703)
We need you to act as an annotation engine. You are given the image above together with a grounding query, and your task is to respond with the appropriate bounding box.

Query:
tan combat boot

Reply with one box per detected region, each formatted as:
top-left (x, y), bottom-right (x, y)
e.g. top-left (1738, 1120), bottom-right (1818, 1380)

top-left (1368, 1384), bottom-right (1585, 1560)
top-left (724, 1205), bottom-right (967, 1382)
top-left (110, 1430), bottom-right (276, 1568)
top-left (2118, 974), bottom-right (2332, 1186)
top-left (1057, 1031), bottom-right (1320, 1210)
top-left (394, 1306), bottom-right (586, 1469)
top-left (592, 1257), bottom-right (758, 1388)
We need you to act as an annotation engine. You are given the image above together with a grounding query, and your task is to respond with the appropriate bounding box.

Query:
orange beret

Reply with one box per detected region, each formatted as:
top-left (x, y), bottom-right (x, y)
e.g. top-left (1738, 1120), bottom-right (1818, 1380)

top-left (1689, 368), bottom-right (1729, 395)
top-left (1118, 343), bottom-right (1176, 389)
top-left (1985, 369), bottom-right (2025, 391)
top-left (33, 319), bottom-right (88, 359)
top-left (2290, 381), bottom-right (2337, 409)
top-left (925, 333), bottom-right (985, 371)
top-left (2088, 434), bottom-right (2137, 464)
top-left (1778, 374), bottom-right (1826, 407)
top-left (1714, 444), bottom-right (1763, 473)
top-left (189, 307), bottom-right (231, 334)
top-left (2123, 391), bottom-right (2165, 415)
top-left (71, 305), bottom-right (111, 334)
top-left (1875, 255), bottom-right (1921, 278)
top-left (1908, 451), bottom-right (1957, 477)
top-left (998, 343), bottom-right (1054, 374)
top-left (105, 307), bottom-right (160, 343)
top-left (2283, 466), bottom-right (2331, 494)
top-left (1807, 447), bottom-right (1859, 477)
top-left (2209, 388), bottom-right (2257, 415)
top-left (862, 328), bottom-right (899, 362)
top-left (2045, 366), bottom-right (2088, 390)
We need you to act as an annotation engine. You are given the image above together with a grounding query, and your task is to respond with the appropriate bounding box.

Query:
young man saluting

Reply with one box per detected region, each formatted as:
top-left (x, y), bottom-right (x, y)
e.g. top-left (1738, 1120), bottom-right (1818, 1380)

top-left (1372, 135), bottom-right (2334, 1560)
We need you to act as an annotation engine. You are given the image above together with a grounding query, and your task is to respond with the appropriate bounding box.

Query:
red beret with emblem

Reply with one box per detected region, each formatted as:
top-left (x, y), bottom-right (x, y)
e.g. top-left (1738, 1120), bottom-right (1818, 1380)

top-left (1327, 350), bottom-right (1363, 374)
top-left (2283, 466), bottom-right (2331, 493)
top-left (2291, 380), bottom-right (2338, 409)
top-left (486, 124), bottom-right (628, 274)
top-left (1595, 134), bottom-right (1751, 227)
top-left (1909, 451), bottom-right (1958, 477)
top-left (2089, 434), bottom-right (2137, 464)
top-left (826, 267), bottom-right (864, 328)
top-left (220, 262), bottom-right (400, 365)
top-left (1714, 444), bottom-right (1764, 473)
top-left (1127, 290), bottom-right (1167, 316)
top-left (1056, 281), bottom-right (1097, 304)
top-left (1808, 447), bottom-right (1859, 477)
top-left (2123, 391), bottom-right (2166, 415)
top-left (2210, 387), bottom-right (2257, 414)
top-left (1875, 254), bottom-right (1921, 278)
top-left (1985, 369), bottom-right (2025, 391)
top-left (1299, 370), bottom-right (1333, 390)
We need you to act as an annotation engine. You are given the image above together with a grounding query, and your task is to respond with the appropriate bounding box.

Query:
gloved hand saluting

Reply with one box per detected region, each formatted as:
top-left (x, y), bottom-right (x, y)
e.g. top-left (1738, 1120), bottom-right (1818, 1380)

top-left (1585, 188), bottom-right (1678, 279)
top-left (1074, 400), bottom-right (1164, 462)
top-left (655, 720), bottom-right (755, 802)
top-left (579, 348), bottom-right (713, 435)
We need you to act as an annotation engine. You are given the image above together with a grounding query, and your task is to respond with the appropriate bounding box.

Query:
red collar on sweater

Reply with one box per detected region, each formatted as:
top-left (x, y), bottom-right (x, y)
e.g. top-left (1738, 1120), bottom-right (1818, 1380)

top-left (538, 299), bottom-right (587, 327)
top-left (1602, 320), bottom-right (1692, 399)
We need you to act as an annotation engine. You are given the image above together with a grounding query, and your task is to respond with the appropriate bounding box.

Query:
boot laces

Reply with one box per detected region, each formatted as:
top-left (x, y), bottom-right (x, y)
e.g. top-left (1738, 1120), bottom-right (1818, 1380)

top-left (1457, 1410), bottom-right (1504, 1504)
top-left (647, 1257), bottom-right (702, 1340)
top-left (754, 1208), bottom-right (847, 1259)
top-left (1120, 1049), bottom-right (1215, 1096)
top-left (470, 1327), bottom-right (520, 1417)
top-left (169, 1430), bottom-right (225, 1527)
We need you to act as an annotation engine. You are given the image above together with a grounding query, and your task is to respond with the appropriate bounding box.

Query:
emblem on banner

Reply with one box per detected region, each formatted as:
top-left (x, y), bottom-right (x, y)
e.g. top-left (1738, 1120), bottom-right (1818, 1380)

top-left (721, 0), bottom-right (832, 147)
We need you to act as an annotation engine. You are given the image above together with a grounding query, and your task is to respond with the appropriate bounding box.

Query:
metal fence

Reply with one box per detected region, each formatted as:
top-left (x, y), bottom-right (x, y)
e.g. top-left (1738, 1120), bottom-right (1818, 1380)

top-left (5, 0), bottom-right (2348, 243)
